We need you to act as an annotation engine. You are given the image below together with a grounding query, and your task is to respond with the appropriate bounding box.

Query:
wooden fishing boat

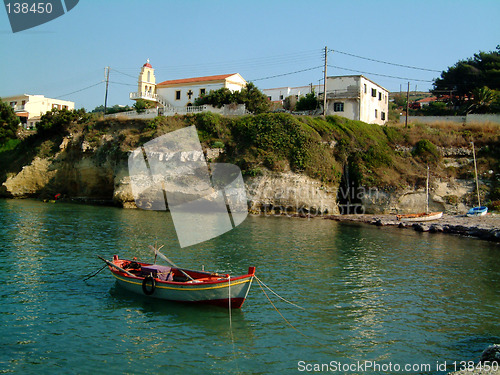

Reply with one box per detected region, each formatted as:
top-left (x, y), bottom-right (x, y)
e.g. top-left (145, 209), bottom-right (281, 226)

top-left (100, 255), bottom-right (255, 309)
top-left (396, 166), bottom-right (443, 222)
top-left (396, 211), bottom-right (443, 222)
top-left (466, 206), bottom-right (488, 217)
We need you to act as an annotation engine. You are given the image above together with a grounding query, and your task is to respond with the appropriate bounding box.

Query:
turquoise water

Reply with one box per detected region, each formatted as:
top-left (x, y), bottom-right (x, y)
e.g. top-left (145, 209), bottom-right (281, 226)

top-left (0, 199), bottom-right (499, 374)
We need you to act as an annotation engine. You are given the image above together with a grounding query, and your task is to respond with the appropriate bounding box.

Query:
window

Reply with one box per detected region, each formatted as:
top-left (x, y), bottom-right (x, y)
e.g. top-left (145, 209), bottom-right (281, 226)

top-left (364, 84), bottom-right (367, 94)
top-left (379, 92), bottom-right (382, 101)
top-left (200, 88), bottom-right (206, 96)
top-left (279, 95), bottom-right (284, 100)
top-left (267, 96), bottom-right (272, 101)
top-left (175, 90), bottom-right (181, 100)
top-left (371, 88), bottom-right (377, 97)
top-left (10, 101), bottom-right (16, 107)
top-left (147, 71), bottom-right (151, 82)
top-left (381, 112), bottom-right (386, 121)
top-left (334, 102), bottom-right (344, 112)
top-left (375, 109), bottom-right (378, 118)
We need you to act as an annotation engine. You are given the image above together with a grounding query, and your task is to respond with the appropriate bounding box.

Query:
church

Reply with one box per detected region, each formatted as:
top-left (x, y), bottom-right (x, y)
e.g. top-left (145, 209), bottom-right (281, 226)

top-left (129, 60), bottom-right (247, 109)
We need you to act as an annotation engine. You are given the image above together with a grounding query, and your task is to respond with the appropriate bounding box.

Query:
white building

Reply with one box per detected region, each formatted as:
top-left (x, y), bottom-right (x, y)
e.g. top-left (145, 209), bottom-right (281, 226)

top-left (129, 60), bottom-right (247, 110)
top-left (1, 94), bottom-right (75, 129)
top-left (262, 85), bottom-right (321, 103)
top-left (323, 75), bottom-right (389, 125)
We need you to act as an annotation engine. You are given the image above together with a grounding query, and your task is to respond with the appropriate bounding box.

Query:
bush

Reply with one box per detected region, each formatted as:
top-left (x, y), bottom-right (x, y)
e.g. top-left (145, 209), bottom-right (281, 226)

top-left (412, 139), bottom-right (441, 164)
top-left (37, 108), bottom-right (85, 137)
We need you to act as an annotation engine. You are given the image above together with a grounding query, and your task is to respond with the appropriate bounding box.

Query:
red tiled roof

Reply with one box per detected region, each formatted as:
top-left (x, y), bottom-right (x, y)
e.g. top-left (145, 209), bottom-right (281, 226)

top-left (157, 73), bottom-right (237, 86)
top-left (143, 63), bottom-right (152, 68)
top-left (417, 96), bottom-right (437, 103)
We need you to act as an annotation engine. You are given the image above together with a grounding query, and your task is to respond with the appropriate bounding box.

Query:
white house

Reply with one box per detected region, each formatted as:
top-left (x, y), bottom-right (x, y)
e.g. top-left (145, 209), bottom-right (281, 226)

top-left (262, 85), bottom-right (321, 103)
top-left (323, 75), bottom-right (389, 125)
top-left (1, 94), bottom-right (75, 129)
top-left (129, 60), bottom-right (247, 110)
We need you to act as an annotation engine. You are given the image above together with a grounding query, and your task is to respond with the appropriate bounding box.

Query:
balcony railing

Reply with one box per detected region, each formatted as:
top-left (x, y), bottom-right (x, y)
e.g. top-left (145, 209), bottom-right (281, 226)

top-left (321, 89), bottom-right (361, 100)
top-left (129, 91), bottom-right (159, 101)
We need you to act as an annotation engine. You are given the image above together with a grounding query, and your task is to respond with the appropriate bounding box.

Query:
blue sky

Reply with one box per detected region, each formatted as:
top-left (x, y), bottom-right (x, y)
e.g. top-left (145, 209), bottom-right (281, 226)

top-left (1, 0), bottom-right (499, 110)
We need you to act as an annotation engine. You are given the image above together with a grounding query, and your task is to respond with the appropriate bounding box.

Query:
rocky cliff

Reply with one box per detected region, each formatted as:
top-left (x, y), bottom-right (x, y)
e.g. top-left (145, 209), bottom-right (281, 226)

top-left (0, 113), bottom-right (498, 215)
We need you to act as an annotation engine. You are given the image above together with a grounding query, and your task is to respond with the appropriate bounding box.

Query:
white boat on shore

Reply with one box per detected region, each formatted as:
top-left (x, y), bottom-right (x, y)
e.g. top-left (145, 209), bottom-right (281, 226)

top-left (396, 166), bottom-right (443, 222)
top-left (397, 211), bottom-right (443, 222)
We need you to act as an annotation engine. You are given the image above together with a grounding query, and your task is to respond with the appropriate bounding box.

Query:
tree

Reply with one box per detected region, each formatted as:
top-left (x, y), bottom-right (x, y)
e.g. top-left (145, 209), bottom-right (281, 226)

top-left (0, 100), bottom-right (19, 144)
top-left (296, 92), bottom-right (319, 111)
top-left (133, 99), bottom-right (148, 113)
top-left (468, 86), bottom-right (498, 113)
top-left (433, 48), bottom-right (500, 107)
top-left (235, 82), bottom-right (270, 114)
top-left (195, 82), bottom-right (270, 114)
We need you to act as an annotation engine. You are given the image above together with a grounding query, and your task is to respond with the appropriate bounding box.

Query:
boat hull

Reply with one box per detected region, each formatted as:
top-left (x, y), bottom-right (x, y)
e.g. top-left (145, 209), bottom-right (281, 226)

top-left (467, 206), bottom-right (488, 217)
top-left (397, 212), bottom-right (443, 222)
top-left (106, 258), bottom-right (255, 309)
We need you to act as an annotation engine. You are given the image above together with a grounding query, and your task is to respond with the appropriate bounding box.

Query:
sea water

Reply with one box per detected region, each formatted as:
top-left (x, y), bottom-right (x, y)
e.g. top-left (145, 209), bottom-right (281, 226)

top-left (0, 199), bottom-right (499, 374)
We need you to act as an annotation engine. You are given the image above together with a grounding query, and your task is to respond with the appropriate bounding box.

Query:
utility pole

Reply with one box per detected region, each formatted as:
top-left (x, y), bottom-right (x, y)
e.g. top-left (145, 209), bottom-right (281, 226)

top-left (405, 81), bottom-right (410, 128)
top-left (104, 66), bottom-right (110, 116)
top-left (323, 46), bottom-right (328, 116)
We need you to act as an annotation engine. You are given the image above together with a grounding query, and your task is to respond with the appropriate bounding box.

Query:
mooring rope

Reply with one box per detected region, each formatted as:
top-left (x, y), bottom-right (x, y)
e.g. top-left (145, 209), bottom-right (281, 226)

top-left (254, 275), bottom-right (305, 310)
top-left (227, 276), bottom-right (241, 375)
top-left (255, 277), bottom-right (325, 346)
top-left (83, 265), bottom-right (107, 281)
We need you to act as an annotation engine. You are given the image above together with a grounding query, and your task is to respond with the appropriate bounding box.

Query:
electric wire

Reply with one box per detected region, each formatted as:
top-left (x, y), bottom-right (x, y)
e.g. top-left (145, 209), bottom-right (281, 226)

top-left (54, 81), bottom-right (104, 99)
top-left (251, 66), bottom-right (323, 82)
top-left (330, 48), bottom-right (442, 72)
top-left (328, 64), bottom-right (435, 83)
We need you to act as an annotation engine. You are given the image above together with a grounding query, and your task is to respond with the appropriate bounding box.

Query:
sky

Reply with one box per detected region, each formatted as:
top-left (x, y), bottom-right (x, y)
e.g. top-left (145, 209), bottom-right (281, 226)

top-left (1, 0), bottom-right (499, 110)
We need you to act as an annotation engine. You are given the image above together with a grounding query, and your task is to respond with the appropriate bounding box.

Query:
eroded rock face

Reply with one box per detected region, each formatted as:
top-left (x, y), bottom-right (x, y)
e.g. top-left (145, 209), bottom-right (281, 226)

top-left (358, 178), bottom-right (475, 215)
top-left (2, 157), bottom-right (57, 198)
top-left (245, 171), bottom-right (339, 215)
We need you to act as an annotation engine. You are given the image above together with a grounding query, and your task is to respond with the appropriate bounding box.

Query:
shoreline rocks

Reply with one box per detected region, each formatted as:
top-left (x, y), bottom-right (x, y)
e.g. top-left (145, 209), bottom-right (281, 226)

top-left (325, 213), bottom-right (500, 242)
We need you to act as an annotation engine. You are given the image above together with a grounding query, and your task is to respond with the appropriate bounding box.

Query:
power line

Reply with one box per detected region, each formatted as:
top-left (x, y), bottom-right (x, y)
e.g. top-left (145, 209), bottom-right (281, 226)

top-left (55, 81), bottom-right (104, 99)
top-left (330, 49), bottom-right (442, 73)
top-left (327, 64), bottom-right (435, 83)
top-left (251, 66), bottom-right (323, 82)
top-left (113, 68), bottom-right (138, 80)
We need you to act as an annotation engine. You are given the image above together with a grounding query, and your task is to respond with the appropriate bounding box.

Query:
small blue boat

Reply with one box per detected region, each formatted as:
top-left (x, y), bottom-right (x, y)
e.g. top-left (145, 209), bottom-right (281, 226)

top-left (467, 206), bottom-right (488, 217)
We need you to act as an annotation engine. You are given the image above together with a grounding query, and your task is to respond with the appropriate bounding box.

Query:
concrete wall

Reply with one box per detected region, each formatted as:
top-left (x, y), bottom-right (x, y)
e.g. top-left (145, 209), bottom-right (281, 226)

top-left (401, 114), bottom-right (500, 124)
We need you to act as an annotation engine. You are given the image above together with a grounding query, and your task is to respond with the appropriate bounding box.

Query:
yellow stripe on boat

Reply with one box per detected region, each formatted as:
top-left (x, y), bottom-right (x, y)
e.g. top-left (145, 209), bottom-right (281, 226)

top-left (112, 273), bottom-right (252, 291)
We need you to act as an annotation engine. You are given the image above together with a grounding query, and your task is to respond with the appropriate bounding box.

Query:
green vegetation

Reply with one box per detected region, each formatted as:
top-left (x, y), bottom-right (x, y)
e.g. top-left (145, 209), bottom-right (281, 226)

top-left (432, 47), bottom-right (500, 113)
top-left (296, 92), bottom-right (319, 111)
top-left (194, 82), bottom-right (270, 114)
top-left (0, 100), bottom-right (19, 145)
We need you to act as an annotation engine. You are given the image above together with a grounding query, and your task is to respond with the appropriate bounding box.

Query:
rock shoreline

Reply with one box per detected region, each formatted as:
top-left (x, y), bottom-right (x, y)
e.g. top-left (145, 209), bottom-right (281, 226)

top-left (324, 213), bottom-right (500, 242)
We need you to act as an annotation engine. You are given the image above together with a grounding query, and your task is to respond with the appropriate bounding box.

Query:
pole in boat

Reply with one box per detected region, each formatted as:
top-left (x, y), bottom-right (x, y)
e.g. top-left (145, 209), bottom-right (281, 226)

top-left (472, 141), bottom-right (481, 207)
top-left (97, 255), bottom-right (136, 277)
top-left (147, 245), bottom-right (195, 281)
top-left (426, 165), bottom-right (429, 214)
